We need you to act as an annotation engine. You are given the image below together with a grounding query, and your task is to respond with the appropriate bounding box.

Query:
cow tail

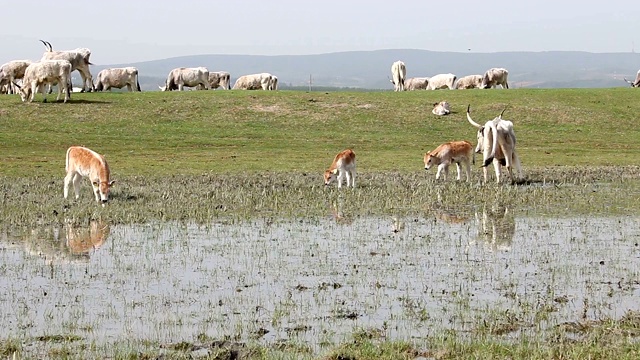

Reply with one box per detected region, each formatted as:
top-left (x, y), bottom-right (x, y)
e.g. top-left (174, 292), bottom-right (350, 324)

top-left (136, 78), bottom-right (141, 92)
top-left (483, 121), bottom-right (499, 167)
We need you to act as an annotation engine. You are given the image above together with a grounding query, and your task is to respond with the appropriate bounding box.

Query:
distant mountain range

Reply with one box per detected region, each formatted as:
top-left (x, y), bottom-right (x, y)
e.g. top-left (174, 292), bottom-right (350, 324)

top-left (91, 49), bottom-right (640, 91)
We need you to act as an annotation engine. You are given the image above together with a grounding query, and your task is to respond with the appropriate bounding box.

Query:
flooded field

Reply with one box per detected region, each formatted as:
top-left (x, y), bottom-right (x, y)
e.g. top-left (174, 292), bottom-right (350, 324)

top-left (1, 208), bottom-right (639, 358)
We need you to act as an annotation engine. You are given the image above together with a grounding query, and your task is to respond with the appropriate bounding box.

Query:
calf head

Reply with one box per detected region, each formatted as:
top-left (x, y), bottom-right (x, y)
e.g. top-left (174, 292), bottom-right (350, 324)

top-left (92, 180), bottom-right (116, 205)
top-left (324, 169), bottom-right (338, 186)
top-left (423, 152), bottom-right (439, 170)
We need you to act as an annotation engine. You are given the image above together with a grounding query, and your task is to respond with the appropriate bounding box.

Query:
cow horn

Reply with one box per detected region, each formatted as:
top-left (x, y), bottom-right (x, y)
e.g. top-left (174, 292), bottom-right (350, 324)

top-left (39, 39), bottom-right (52, 52)
top-left (624, 77), bottom-right (633, 85)
top-left (499, 106), bottom-right (508, 119)
top-left (466, 105), bottom-right (482, 128)
top-left (12, 81), bottom-right (21, 89)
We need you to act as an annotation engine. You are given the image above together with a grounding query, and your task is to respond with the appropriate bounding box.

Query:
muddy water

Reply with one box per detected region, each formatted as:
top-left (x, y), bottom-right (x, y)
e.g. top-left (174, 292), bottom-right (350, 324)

top-left (0, 212), bottom-right (639, 352)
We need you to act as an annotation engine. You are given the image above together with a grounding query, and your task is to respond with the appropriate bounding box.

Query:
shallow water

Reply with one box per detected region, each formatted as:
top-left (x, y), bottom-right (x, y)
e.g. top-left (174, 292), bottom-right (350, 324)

top-left (1, 210), bottom-right (639, 353)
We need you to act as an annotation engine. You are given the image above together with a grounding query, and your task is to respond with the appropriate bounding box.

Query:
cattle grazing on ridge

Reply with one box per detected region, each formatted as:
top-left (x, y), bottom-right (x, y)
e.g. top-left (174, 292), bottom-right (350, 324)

top-left (455, 74), bottom-right (483, 89)
top-left (404, 77), bottom-right (429, 90)
top-left (424, 140), bottom-right (474, 181)
top-left (466, 105), bottom-right (522, 183)
top-left (324, 149), bottom-right (356, 188)
top-left (624, 70), bottom-right (640, 87)
top-left (390, 61), bottom-right (406, 91)
top-left (207, 71), bottom-right (231, 90)
top-left (94, 67), bottom-right (141, 92)
top-left (14, 60), bottom-right (72, 103)
top-left (432, 101), bottom-right (451, 115)
top-left (426, 73), bottom-right (456, 90)
top-left (64, 146), bottom-right (115, 207)
top-left (0, 60), bottom-right (33, 94)
top-left (161, 67), bottom-right (210, 91)
top-left (39, 40), bottom-right (94, 92)
top-left (481, 68), bottom-right (509, 89)
top-left (232, 73), bottom-right (273, 90)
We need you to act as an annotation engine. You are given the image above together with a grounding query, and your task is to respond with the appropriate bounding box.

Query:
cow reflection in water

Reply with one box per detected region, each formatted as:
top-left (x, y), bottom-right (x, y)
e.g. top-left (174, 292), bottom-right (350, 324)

top-left (472, 205), bottom-right (515, 251)
top-left (23, 221), bottom-right (110, 264)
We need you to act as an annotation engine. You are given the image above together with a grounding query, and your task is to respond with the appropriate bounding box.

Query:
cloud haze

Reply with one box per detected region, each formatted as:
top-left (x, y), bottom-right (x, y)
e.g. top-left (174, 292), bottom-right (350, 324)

top-left (1, 0), bottom-right (638, 65)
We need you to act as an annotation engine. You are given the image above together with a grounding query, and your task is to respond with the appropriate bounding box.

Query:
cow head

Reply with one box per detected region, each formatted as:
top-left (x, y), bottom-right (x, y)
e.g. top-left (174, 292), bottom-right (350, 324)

top-left (12, 82), bottom-right (31, 102)
top-left (92, 180), bottom-right (116, 206)
top-left (324, 169), bottom-right (338, 186)
top-left (423, 152), bottom-right (439, 170)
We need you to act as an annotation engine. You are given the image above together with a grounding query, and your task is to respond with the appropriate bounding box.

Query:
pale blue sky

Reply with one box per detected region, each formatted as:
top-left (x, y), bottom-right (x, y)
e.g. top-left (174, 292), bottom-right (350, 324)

top-left (1, 0), bottom-right (637, 65)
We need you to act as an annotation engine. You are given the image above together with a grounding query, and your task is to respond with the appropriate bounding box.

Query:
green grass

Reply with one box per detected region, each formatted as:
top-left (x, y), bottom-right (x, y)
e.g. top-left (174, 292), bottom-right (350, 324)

top-left (1, 88), bottom-right (640, 178)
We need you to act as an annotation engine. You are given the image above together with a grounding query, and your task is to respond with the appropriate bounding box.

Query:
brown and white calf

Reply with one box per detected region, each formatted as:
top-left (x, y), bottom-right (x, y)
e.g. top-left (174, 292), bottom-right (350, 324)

top-left (466, 105), bottom-right (522, 183)
top-left (324, 149), bottom-right (356, 188)
top-left (432, 101), bottom-right (451, 115)
top-left (64, 146), bottom-right (115, 206)
top-left (423, 140), bottom-right (474, 181)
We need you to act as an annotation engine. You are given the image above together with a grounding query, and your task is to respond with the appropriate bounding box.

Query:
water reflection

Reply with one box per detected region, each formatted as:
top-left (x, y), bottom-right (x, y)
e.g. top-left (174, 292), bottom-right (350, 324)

top-left (20, 220), bottom-right (110, 264)
top-left (474, 205), bottom-right (515, 251)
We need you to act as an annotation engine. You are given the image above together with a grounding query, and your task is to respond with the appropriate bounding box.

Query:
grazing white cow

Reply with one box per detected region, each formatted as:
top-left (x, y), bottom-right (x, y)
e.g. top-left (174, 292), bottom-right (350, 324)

top-left (232, 73), bottom-right (273, 90)
top-left (481, 68), bottom-right (509, 89)
top-left (403, 77), bottom-right (429, 90)
top-left (207, 71), bottom-right (231, 90)
top-left (39, 40), bottom-right (94, 92)
top-left (455, 74), bottom-right (483, 89)
top-left (94, 67), bottom-right (141, 92)
top-left (160, 67), bottom-right (209, 91)
top-left (269, 75), bottom-right (278, 90)
top-left (64, 146), bottom-right (115, 206)
top-left (15, 60), bottom-right (72, 103)
top-left (432, 101), bottom-right (451, 115)
top-left (390, 61), bottom-right (406, 91)
top-left (324, 149), bottom-right (356, 188)
top-left (0, 60), bottom-right (33, 94)
top-left (424, 140), bottom-right (474, 181)
top-left (466, 105), bottom-right (522, 183)
top-left (426, 73), bottom-right (456, 90)
top-left (624, 70), bottom-right (640, 87)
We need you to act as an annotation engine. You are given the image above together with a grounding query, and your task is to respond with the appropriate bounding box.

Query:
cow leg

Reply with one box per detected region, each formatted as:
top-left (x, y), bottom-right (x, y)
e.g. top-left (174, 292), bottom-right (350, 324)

top-left (455, 163), bottom-right (462, 181)
top-left (39, 84), bottom-right (47, 103)
top-left (127, 84), bottom-right (132, 92)
top-left (178, 84), bottom-right (184, 91)
top-left (63, 172), bottom-right (75, 199)
top-left (493, 161), bottom-right (502, 183)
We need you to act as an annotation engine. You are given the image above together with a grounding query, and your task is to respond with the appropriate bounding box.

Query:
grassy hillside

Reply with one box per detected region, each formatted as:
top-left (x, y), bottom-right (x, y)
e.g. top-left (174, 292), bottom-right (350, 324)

top-left (1, 88), bottom-right (639, 178)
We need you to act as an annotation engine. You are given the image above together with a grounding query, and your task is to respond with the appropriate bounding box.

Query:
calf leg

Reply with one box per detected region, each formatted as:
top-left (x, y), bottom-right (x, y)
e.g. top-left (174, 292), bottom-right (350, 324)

top-left (63, 172), bottom-right (75, 199)
top-left (72, 174), bottom-right (83, 199)
top-left (455, 163), bottom-right (462, 181)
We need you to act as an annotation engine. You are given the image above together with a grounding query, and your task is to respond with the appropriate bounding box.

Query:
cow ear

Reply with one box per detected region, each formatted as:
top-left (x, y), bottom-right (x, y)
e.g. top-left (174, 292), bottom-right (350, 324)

top-left (109, 180), bottom-right (116, 186)
top-left (331, 169), bottom-right (338, 175)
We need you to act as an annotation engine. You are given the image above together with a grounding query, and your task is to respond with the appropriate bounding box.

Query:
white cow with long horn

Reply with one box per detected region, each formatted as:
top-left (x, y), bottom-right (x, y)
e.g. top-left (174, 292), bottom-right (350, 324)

top-left (466, 105), bottom-right (522, 184)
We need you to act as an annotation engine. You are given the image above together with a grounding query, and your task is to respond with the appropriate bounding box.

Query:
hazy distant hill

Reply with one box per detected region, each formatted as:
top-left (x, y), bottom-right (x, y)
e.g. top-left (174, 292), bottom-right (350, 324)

top-left (93, 49), bottom-right (640, 91)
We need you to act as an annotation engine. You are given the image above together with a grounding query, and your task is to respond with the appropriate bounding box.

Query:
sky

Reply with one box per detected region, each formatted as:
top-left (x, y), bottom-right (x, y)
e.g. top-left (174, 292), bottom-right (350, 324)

top-left (1, 0), bottom-right (638, 65)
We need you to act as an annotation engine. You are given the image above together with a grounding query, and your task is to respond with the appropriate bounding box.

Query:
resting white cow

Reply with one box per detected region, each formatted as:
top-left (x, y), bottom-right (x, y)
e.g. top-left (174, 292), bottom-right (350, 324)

top-left (624, 70), bottom-right (640, 87)
top-left (161, 67), bottom-right (210, 91)
top-left (481, 68), bottom-right (509, 89)
top-left (0, 60), bottom-right (33, 94)
top-left (39, 40), bottom-right (94, 92)
top-left (432, 101), bottom-right (451, 115)
top-left (390, 61), bottom-right (406, 91)
top-left (455, 74), bottom-right (483, 89)
top-left (207, 71), bottom-right (231, 90)
top-left (427, 73), bottom-right (456, 90)
top-left (404, 77), bottom-right (429, 90)
top-left (94, 67), bottom-right (141, 92)
top-left (466, 105), bottom-right (522, 183)
top-left (232, 73), bottom-right (273, 90)
top-left (15, 60), bottom-right (72, 103)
